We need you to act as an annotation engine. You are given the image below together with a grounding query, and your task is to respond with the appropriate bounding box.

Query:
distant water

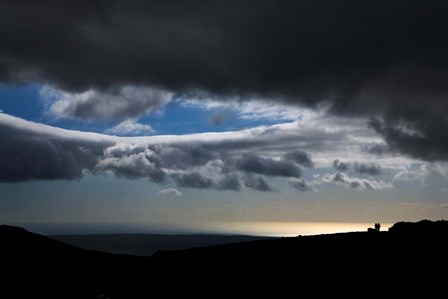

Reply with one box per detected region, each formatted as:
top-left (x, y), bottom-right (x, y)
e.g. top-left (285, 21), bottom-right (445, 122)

top-left (203, 221), bottom-right (393, 237)
top-left (17, 221), bottom-right (392, 237)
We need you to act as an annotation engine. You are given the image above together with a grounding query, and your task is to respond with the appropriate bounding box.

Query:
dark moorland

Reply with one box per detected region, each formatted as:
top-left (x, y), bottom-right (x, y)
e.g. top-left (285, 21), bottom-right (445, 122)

top-left (49, 234), bottom-right (273, 256)
top-left (1, 220), bottom-right (447, 296)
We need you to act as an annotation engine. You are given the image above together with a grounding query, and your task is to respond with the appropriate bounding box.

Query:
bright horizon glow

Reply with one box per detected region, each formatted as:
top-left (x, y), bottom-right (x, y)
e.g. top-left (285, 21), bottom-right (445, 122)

top-left (19, 221), bottom-right (393, 237)
top-left (203, 221), bottom-right (393, 237)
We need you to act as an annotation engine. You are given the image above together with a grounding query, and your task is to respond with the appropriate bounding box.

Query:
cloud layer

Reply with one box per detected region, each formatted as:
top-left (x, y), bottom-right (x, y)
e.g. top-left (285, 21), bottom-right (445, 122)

top-left (105, 119), bottom-right (154, 136)
top-left (369, 109), bottom-right (448, 162)
top-left (0, 115), bottom-right (109, 182)
top-left (1, 1), bottom-right (448, 161)
top-left (159, 188), bottom-right (182, 197)
top-left (41, 85), bottom-right (171, 121)
top-left (1, 1), bottom-right (447, 108)
top-left (333, 159), bottom-right (382, 176)
top-left (236, 154), bottom-right (301, 178)
top-left (318, 172), bottom-right (393, 191)
top-left (1, 112), bottom-right (442, 193)
top-left (284, 151), bottom-right (314, 168)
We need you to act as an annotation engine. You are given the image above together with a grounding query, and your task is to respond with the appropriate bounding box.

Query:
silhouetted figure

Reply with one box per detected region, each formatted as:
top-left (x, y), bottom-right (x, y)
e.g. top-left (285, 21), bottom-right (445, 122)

top-left (368, 223), bottom-right (381, 233)
top-left (375, 223), bottom-right (381, 232)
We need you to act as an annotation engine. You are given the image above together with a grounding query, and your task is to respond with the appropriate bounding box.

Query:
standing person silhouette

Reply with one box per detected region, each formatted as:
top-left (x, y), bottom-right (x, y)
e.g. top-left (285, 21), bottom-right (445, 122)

top-left (375, 223), bottom-right (381, 232)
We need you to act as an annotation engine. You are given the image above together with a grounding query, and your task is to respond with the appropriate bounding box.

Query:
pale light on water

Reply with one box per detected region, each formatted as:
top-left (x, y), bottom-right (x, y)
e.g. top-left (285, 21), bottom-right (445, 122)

top-left (203, 222), bottom-right (393, 237)
top-left (21, 221), bottom-right (393, 236)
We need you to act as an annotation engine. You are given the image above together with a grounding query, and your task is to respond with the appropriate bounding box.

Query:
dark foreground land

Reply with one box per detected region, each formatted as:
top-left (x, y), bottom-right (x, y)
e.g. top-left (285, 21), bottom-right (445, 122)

top-left (50, 233), bottom-right (273, 256)
top-left (1, 220), bottom-right (448, 296)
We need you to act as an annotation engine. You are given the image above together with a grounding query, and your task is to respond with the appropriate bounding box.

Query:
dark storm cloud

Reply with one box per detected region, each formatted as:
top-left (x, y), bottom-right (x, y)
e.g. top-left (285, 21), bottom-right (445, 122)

top-left (333, 159), bottom-right (383, 176)
top-left (368, 106), bottom-right (448, 161)
top-left (0, 117), bottom-right (109, 182)
top-left (0, 134), bottom-right (102, 182)
top-left (1, 0), bottom-right (448, 108)
top-left (284, 150), bottom-right (314, 168)
top-left (3, 1), bottom-right (448, 160)
top-left (237, 153), bottom-right (302, 178)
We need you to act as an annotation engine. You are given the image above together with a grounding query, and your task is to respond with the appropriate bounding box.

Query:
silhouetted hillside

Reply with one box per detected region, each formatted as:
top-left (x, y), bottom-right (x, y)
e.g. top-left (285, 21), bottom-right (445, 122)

top-left (0, 225), bottom-right (147, 296)
top-left (50, 233), bottom-right (273, 256)
top-left (389, 219), bottom-right (448, 234)
top-left (1, 221), bottom-right (448, 296)
top-left (153, 229), bottom-right (446, 271)
top-left (0, 225), bottom-right (140, 268)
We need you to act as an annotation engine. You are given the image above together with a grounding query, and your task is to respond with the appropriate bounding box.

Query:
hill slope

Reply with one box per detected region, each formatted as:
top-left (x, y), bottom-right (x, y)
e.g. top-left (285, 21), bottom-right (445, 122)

top-left (1, 220), bottom-right (447, 295)
top-left (49, 233), bottom-right (273, 256)
top-left (154, 220), bottom-right (448, 271)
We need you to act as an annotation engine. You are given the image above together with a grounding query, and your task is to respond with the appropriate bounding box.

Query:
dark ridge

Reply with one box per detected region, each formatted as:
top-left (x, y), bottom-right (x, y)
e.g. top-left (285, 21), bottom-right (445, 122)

top-left (389, 219), bottom-right (448, 234)
top-left (49, 233), bottom-right (273, 256)
top-left (1, 220), bottom-right (448, 295)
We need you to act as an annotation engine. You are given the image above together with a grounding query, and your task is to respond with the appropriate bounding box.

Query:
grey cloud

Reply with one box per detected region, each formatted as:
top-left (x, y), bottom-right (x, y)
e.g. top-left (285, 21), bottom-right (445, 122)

top-left (333, 159), bottom-right (382, 176)
top-left (354, 162), bottom-right (382, 176)
top-left (199, 118), bottom-right (372, 160)
top-left (173, 172), bottom-right (213, 189)
top-left (289, 178), bottom-right (314, 192)
top-left (159, 188), bottom-right (183, 197)
top-left (421, 163), bottom-right (448, 177)
top-left (0, 114), bottom-right (307, 186)
top-left (333, 159), bottom-right (349, 172)
top-left (362, 142), bottom-right (391, 156)
top-left (333, 172), bottom-right (360, 189)
top-left (392, 162), bottom-right (448, 184)
top-left (98, 144), bottom-right (240, 190)
top-left (243, 175), bottom-right (274, 192)
top-left (105, 119), bottom-right (154, 136)
top-left (170, 157), bottom-right (241, 191)
top-left (283, 150), bottom-right (314, 168)
top-left (154, 145), bottom-right (220, 170)
top-left (0, 113), bottom-right (400, 193)
top-left (42, 85), bottom-right (172, 121)
top-left (94, 150), bottom-right (166, 183)
top-left (0, 114), bottom-right (211, 183)
top-left (172, 169), bottom-right (241, 191)
top-left (329, 172), bottom-right (392, 190)
top-left (216, 174), bottom-right (241, 191)
top-left (101, 143), bottom-right (219, 170)
top-left (237, 153), bottom-right (302, 178)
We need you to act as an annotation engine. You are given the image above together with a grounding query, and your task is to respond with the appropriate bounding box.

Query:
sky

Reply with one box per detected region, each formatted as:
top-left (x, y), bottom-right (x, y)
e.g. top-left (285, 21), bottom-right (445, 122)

top-left (1, 0), bottom-right (448, 235)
